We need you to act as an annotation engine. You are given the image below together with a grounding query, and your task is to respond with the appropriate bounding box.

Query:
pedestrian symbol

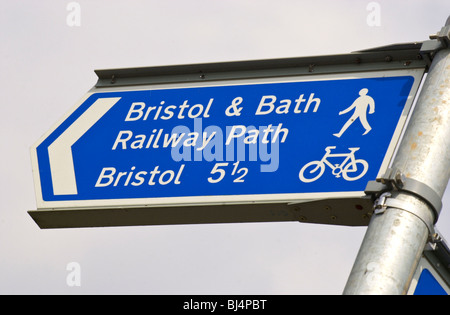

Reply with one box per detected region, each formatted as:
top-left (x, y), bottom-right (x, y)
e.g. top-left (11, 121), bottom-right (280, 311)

top-left (334, 88), bottom-right (375, 138)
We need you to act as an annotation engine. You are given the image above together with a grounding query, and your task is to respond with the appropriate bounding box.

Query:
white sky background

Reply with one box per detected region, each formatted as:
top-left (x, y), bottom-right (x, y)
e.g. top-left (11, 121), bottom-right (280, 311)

top-left (0, 0), bottom-right (449, 294)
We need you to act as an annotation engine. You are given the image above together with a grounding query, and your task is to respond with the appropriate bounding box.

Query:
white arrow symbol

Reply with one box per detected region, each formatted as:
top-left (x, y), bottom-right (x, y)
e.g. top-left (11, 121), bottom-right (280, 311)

top-left (48, 97), bottom-right (121, 195)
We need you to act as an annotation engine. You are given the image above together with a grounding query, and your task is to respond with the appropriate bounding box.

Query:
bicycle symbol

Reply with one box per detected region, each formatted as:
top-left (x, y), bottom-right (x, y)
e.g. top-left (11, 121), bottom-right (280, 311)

top-left (299, 146), bottom-right (369, 183)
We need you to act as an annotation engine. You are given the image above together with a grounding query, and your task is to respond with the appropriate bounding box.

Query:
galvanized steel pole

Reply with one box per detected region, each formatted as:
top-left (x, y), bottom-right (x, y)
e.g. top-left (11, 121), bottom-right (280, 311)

top-left (343, 18), bottom-right (450, 295)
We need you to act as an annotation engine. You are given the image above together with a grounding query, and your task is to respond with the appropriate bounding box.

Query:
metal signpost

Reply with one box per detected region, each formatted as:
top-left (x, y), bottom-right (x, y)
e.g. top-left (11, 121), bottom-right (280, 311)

top-left (344, 18), bottom-right (450, 295)
top-left (28, 17), bottom-right (449, 295)
top-left (29, 47), bottom-right (426, 229)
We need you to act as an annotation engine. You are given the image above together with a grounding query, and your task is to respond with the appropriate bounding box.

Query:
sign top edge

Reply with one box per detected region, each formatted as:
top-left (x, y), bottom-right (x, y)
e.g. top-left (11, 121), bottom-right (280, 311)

top-left (94, 42), bottom-right (427, 88)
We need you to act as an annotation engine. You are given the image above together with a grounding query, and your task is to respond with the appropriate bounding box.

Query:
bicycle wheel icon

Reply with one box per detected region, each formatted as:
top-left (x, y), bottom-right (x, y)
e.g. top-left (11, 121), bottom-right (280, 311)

top-left (299, 161), bottom-right (326, 183)
top-left (341, 159), bottom-right (369, 181)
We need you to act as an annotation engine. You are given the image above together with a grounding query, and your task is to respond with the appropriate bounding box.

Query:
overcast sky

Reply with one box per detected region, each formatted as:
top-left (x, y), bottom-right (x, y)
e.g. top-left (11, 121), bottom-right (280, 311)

top-left (1, 0), bottom-right (449, 295)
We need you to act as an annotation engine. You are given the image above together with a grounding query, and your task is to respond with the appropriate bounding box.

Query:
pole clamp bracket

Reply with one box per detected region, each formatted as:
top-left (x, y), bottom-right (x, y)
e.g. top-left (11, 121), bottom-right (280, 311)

top-left (372, 191), bottom-right (436, 237)
top-left (365, 168), bottom-right (442, 224)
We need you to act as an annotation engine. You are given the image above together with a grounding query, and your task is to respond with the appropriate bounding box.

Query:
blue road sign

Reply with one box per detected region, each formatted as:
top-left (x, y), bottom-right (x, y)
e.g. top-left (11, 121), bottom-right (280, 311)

top-left (31, 70), bottom-right (423, 210)
top-left (414, 269), bottom-right (448, 295)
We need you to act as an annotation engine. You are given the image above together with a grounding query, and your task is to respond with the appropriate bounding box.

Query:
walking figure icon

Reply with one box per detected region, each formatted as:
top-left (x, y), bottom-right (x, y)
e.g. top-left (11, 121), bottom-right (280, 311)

top-left (334, 88), bottom-right (375, 138)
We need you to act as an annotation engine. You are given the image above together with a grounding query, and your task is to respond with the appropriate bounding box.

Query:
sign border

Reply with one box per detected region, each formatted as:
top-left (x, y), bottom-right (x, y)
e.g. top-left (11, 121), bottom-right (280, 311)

top-left (31, 69), bottom-right (425, 211)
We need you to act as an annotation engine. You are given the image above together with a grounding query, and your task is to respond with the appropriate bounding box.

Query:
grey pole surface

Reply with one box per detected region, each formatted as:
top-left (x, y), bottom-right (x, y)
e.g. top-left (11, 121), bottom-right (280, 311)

top-left (343, 19), bottom-right (450, 295)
